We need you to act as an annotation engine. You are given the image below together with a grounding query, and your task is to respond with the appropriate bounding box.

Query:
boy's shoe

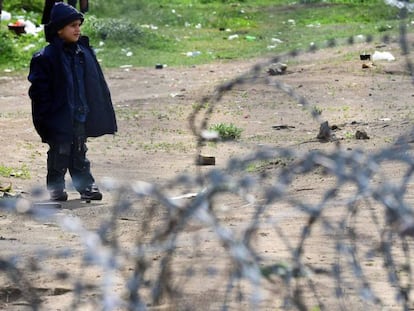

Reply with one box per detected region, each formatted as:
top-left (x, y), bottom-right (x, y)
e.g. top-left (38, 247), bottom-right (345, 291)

top-left (50, 190), bottom-right (68, 202)
top-left (80, 184), bottom-right (103, 201)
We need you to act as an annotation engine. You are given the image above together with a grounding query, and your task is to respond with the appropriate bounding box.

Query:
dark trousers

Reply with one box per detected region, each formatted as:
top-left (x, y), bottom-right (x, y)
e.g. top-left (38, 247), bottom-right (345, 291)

top-left (47, 122), bottom-right (94, 193)
top-left (67, 0), bottom-right (88, 13)
top-left (41, 0), bottom-right (62, 24)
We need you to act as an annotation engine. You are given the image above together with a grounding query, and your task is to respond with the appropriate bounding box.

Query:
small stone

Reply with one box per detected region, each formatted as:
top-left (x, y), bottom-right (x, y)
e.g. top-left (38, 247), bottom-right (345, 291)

top-left (267, 62), bottom-right (287, 75)
top-left (355, 130), bottom-right (369, 140)
top-left (317, 121), bottom-right (331, 141)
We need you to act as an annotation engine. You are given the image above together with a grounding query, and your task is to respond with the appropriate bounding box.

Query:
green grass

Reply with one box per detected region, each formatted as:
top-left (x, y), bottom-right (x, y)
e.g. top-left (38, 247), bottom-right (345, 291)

top-left (0, 0), bottom-right (406, 71)
top-left (0, 164), bottom-right (31, 179)
top-left (210, 123), bottom-right (243, 140)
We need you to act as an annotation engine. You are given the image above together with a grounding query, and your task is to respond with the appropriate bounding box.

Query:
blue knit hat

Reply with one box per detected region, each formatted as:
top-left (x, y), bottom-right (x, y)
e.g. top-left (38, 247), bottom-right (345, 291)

top-left (49, 2), bottom-right (84, 31)
top-left (45, 2), bottom-right (84, 42)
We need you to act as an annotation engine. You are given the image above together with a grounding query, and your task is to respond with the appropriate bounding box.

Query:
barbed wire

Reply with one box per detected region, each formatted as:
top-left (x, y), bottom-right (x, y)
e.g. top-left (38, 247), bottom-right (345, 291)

top-left (2, 1), bottom-right (414, 310)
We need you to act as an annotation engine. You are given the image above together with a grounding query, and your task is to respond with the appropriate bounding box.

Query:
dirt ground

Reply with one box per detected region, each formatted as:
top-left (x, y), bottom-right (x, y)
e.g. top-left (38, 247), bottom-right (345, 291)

top-left (1, 35), bottom-right (414, 310)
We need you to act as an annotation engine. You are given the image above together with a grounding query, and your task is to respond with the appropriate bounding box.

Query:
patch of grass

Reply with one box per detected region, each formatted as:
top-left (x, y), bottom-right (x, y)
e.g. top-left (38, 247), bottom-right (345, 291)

top-left (344, 131), bottom-right (354, 139)
top-left (0, 164), bottom-right (31, 179)
top-left (0, 0), bottom-right (404, 70)
top-left (140, 141), bottom-right (192, 153)
top-left (209, 123), bottom-right (243, 141)
top-left (245, 158), bottom-right (293, 173)
top-left (312, 106), bottom-right (323, 116)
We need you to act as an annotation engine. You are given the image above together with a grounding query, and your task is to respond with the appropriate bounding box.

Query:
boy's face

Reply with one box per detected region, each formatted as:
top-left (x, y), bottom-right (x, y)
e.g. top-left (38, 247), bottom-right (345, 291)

top-left (57, 19), bottom-right (82, 43)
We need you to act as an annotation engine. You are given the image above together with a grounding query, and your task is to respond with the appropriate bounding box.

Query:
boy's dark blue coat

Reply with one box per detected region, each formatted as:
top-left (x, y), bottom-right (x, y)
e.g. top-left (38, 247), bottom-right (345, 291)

top-left (28, 36), bottom-right (117, 143)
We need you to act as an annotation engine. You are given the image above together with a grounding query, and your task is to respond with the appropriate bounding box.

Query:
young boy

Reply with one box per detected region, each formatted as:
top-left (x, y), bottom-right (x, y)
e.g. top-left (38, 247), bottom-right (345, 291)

top-left (28, 2), bottom-right (117, 202)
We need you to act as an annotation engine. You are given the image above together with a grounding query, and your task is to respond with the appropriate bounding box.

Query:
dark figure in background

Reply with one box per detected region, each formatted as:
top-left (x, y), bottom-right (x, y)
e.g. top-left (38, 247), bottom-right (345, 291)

top-left (28, 3), bottom-right (117, 201)
top-left (42, 0), bottom-right (62, 25)
top-left (42, 0), bottom-right (88, 25)
top-left (68, 0), bottom-right (89, 13)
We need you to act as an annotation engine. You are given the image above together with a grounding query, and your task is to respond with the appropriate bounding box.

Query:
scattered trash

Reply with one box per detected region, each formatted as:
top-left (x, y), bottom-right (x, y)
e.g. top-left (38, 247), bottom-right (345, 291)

top-left (272, 125), bottom-right (295, 130)
top-left (186, 51), bottom-right (201, 57)
top-left (197, 155), bottom-right (216, 166)
top-left (355, 34), bottom-right (366, 42)
top-left (268, 38), bottom-right (283, 49)
top-left (23, 43), bottom-right (36, 51)
top-left (121, 48), bottom-right (133, 57)
top-left (32, 202), bottom-right (62, 209)
top-left (245, 35), bottom-right (256, 41)
top-left (119, 64), bottom-right (132, 71)
top-left (306, 22), bottom-right (321, 28)
top-left (170, 192), bottom-right (198, 201)
top-left (0, 182), bottom-right (12, 193)
top-left (362, 62), bottom-right (374, 69)
top-left (360, 54), bottom-right (371, 60)
top-left (0, 182), bottom-right (20, 198)
top-left (23, 20), bottom-right (42, 35)
top-left (155, 64), bottom-right (164, 69)
top-left (140, 24), bottom-right (158, 30)
top-left (201, 130), bottom-right (219, 141)
top-left (355, 130), bottom-right (370, 140)
top-left (0, 10), bottom-right (11, 21)
top-left (8, 20), bottom-right (26, 35)
top-left (267, 62), bottom-right (287, 75)
top-left (228, 34), bottom-right (239, 40)
top-left (372, 51), bottom-right (395, 61)
top-left (170, 93), bottom-right (184, 98)
top-left (360, 53), bottom-right (374, 69)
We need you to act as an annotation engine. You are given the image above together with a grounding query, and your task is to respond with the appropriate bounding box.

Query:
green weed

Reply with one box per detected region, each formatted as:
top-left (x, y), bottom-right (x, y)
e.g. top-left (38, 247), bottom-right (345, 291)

top-left (209, 123), bottom-right (243, 141)
top-left (0, 164), bottom-right (31, 179)
top-left (344, 131), bottom-right (354, 139)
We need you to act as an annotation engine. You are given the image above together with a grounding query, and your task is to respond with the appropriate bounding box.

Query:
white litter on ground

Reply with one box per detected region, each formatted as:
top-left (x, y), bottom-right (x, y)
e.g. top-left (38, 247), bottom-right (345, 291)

top-left (372, 51), bottom-right (395, 61)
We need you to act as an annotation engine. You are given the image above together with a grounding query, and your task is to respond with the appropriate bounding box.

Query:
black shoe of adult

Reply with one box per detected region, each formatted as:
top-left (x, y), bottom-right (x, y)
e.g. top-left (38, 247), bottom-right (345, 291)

top-left (80, 184), bottom-right (103, 201)
top-left (50, 190), bottom-right (68, 202)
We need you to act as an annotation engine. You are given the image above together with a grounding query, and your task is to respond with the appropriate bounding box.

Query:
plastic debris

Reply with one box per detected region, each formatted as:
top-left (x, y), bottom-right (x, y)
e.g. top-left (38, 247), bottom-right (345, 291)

top-left (267, 63), bottom-right (287, 75)
top-left (228, 34), bottom-right (239, 40)
top-left (372, 51), bottom-right (395, 61)
top-left (1, 10), bottom-right (11, 21)
top-left (186, 51), bottom-right (201, 57)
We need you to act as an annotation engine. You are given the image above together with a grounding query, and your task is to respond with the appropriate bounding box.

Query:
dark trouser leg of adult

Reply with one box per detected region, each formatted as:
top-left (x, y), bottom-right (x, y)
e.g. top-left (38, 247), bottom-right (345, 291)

top-left (79, 0), bottom-right (88, 13)
top-left (41, 0), bottom-right (62, 24)
top-left (47, 142), bottom-right (71, 201)
top-left (69, 121), bottom-right (95, 194)
top-left (0, 0), bottom-right (3, 17)
top-left (67, 0), bottom-right (77, 7)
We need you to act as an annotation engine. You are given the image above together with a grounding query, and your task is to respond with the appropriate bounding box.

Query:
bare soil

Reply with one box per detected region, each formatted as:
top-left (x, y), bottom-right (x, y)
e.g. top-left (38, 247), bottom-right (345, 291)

top-left (1, 37), bottom-right (414, 310)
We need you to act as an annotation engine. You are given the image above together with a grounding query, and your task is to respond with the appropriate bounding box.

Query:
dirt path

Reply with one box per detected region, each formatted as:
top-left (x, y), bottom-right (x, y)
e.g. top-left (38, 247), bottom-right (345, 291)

top-left (1, 37), bottom-right (414, 310)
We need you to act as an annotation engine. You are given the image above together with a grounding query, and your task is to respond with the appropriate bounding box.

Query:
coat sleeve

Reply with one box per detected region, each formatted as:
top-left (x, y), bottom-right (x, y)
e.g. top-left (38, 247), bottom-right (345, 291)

top-left (28, 44), bottom-right (75, 143)
top-left (28, 52), bottom-right (55, 118)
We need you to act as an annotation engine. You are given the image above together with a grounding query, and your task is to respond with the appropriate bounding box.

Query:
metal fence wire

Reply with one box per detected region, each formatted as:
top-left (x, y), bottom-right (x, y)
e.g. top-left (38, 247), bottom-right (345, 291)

top-left (3, 1), bottom-right (414, 310)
